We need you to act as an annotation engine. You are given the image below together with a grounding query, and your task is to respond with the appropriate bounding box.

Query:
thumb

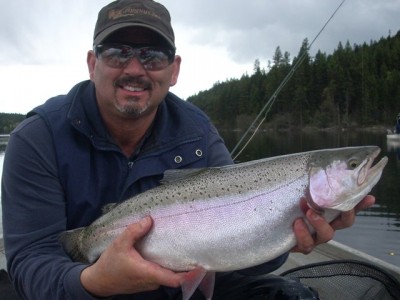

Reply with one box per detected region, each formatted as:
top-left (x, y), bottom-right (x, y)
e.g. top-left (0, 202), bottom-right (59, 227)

top-left (123, 216), bottom-right (153, 246)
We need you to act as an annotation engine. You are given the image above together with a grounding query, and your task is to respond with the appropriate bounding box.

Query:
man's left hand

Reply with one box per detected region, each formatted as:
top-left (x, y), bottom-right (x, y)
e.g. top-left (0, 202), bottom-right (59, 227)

top-left (291, 195), bottom-right (375, 254)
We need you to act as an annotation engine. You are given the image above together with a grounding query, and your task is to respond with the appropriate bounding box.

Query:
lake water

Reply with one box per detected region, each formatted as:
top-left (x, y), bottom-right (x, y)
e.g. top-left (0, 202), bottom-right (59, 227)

top-left (0, 131), bottom-right (399, 267)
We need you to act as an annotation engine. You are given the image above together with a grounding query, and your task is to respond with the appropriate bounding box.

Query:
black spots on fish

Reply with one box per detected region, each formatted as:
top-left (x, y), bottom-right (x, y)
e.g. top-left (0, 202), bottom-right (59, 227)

top-left (221, 187), bottom-right (232, 193)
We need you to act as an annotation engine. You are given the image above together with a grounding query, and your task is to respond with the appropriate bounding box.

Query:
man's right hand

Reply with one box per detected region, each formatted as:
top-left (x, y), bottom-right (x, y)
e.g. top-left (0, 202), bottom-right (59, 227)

top-left (80, 216), bottom-right (186, 297)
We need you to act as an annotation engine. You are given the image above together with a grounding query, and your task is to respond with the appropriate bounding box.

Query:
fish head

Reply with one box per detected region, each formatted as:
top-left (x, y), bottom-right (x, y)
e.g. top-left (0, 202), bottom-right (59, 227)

top-left (308, 146), bottom-right (388, 212)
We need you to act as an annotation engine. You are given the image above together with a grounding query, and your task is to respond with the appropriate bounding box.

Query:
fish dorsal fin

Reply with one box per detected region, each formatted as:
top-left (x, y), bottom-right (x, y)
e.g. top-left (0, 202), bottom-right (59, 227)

top-left (160, 168), bottom-right (207, 184)
top-left (101, 203), bottom-right (119, 214)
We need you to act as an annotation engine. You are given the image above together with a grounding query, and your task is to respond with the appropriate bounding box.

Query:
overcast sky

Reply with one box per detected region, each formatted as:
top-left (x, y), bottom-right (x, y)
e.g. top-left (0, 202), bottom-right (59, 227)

top-left (1, 0), bottom-right (399, 114)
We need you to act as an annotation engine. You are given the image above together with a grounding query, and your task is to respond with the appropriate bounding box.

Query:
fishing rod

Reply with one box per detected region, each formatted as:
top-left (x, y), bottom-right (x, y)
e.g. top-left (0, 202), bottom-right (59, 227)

top-left (230, 0), bottom-right (347, 161)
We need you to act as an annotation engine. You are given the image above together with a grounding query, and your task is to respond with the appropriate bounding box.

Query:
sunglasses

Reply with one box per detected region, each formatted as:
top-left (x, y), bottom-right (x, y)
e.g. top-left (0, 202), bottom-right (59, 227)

top-left (94, 44), bottom-right (175, 71)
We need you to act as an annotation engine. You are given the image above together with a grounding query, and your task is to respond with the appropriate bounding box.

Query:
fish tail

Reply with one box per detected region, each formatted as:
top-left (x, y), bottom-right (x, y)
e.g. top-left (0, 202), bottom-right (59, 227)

top-left (59, 227), bottom-right (88, 263)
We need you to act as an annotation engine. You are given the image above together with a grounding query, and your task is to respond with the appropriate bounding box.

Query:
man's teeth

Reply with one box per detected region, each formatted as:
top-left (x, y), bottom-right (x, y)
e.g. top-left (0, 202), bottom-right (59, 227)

top-left (124, 86), bottom-right (145, 92)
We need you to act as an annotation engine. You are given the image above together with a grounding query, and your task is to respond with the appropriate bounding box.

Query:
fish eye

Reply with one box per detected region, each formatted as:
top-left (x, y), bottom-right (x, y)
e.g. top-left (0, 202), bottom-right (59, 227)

top-left (348, 159), bottom-right (360, 169)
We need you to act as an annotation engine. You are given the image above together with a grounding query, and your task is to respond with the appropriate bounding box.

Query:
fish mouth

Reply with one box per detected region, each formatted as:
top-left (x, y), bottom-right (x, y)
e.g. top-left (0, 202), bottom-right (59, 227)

top-left (358, 148), bottom-right (388, 185)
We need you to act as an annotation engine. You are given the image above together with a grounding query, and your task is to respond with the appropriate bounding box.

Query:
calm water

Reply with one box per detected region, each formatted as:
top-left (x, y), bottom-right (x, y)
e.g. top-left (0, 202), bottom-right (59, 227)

top-left (0, 132), bottom-right (399, 266)
top-left (222, 130), bottom-right (400, 267)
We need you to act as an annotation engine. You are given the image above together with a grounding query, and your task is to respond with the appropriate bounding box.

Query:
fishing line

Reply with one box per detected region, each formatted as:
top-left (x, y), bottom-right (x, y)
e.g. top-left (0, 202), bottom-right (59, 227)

top-left (231, 0), bottom-right (347, 161)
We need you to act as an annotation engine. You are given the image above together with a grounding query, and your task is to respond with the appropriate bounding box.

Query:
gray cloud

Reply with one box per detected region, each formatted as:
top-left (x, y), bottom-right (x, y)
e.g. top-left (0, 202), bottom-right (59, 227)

top-left (0, 0), bottom-right (109, 64)
top-left (1, 0), bottom-right (399, 66)
top-left (166, 0), bottom-right (399, 64)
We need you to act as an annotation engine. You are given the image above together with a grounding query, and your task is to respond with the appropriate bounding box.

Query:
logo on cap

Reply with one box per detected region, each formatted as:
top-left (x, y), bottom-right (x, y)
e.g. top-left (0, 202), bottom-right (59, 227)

top-left (108, 7), bottom-right (162, 21)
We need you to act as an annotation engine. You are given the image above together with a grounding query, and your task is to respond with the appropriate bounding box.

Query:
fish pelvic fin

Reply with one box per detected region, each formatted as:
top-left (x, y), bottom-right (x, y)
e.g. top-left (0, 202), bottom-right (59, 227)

top-left (199, 272), bottom-right (215, 300)
top-left (181, 267), bottom-right (215, 300)
top-left (59, 227), bottom-right (88, 263)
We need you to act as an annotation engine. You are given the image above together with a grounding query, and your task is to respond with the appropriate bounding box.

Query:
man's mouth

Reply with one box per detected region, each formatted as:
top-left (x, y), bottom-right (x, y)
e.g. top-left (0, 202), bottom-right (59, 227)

top-left (123, 85), bottom-right (146, 92)
top-left (115, 76), bottom-right (152, 92)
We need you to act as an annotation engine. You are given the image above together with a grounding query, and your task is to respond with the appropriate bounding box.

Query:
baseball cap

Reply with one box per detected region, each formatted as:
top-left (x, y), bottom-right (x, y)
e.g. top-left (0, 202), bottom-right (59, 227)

top-left (93, 0), bottom-right (175, 49)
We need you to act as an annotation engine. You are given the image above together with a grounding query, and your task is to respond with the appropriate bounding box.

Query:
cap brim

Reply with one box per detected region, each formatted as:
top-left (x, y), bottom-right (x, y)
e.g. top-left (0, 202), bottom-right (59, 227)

top-left (93, 23), bottom-right (175, 49)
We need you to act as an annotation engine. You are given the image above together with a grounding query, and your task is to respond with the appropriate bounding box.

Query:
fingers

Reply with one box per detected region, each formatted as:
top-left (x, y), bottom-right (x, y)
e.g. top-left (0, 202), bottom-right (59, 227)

top-left (123, 216), bottom-right (153, 246)
top-left (292, 209), bottom-right (334, 254)
top-left (119, 216), bottom-right (184, 288)
top-left (81, 216), bottom-right (184, 297)
top-left (354, 195), bottom-right (375, 213)
top-left (292, 195), bottom-right (375, 254)
top-left (329, 210), bottom-right (355, 230)
top-left (292, 219), bottom-right (314, 254)
top-left (330, 195), bottom-right (375, 230)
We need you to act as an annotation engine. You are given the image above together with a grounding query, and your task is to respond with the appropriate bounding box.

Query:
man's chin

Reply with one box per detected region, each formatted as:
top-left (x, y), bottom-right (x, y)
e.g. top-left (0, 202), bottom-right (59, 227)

top-left (116, 103), bottom-right (152, 118)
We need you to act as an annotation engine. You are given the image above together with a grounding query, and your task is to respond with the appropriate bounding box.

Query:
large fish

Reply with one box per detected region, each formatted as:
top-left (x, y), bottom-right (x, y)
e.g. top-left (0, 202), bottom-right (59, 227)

top-left (61, 146), bottom-right (387, 299)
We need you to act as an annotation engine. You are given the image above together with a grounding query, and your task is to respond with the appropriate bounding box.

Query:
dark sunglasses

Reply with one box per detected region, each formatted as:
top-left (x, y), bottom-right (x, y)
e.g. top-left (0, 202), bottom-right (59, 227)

top-left (94, 44), bottom-right (175, 71)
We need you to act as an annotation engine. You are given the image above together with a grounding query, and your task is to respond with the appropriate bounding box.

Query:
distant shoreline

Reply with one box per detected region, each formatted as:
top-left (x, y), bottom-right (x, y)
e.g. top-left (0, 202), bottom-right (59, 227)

top-left (219, 124), bottom-right (393, 133)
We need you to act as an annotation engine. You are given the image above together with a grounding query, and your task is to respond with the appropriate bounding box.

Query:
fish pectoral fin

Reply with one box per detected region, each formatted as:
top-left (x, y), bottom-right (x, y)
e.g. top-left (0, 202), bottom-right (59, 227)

top-left (181, 267), bottom-right (214, 300)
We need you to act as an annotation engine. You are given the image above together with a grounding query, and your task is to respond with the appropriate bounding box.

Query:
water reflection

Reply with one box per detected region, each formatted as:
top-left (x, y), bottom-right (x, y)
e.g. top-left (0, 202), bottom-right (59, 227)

top-left (387, 139), bottom-right (400, 160)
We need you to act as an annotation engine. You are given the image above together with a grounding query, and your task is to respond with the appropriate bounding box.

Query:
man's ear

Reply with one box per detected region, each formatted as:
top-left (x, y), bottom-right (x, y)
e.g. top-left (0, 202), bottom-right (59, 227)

top-left (87, 50), bottom-right (96, 80)
top-left (170, 55), bottom-right (181, 87)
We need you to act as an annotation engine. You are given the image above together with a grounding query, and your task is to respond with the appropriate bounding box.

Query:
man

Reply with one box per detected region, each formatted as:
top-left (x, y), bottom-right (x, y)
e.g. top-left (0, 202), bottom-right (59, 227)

top-left (1, 0), bottom-right (374, 299)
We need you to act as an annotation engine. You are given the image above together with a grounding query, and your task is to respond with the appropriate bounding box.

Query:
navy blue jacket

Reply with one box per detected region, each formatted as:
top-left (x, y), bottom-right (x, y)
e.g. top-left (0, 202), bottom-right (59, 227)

top-left (2, 80), bottom-right (288, 299)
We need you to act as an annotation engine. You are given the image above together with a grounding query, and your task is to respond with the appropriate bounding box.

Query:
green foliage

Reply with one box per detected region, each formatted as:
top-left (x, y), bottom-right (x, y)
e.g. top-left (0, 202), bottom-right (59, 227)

top-left (0, 113), bottom-right (25, 134)
top-left (188, 31), bottom-right (400, 130)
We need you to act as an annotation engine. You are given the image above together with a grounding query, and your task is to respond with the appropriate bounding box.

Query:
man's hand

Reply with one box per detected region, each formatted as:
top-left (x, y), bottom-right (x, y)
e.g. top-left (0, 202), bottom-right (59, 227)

top-left (292, 195), bottom-right (375, 254)
top-left (80, 216), bottom-right (187, 297)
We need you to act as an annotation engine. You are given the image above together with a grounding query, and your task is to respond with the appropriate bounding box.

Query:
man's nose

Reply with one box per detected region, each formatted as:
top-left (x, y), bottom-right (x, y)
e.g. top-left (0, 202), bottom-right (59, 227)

top-left (123, 57), bottom-right (146, 75)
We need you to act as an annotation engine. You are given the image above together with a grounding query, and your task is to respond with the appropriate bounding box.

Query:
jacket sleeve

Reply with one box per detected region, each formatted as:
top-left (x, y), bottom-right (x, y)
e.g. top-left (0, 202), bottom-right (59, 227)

top-left (1, 116), bottom-right (99, 300)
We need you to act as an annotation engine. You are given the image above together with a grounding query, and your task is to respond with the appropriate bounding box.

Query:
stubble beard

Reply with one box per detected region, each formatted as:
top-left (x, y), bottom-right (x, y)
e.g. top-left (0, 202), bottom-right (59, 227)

top-left (114, 96), bottom-right (151, 118)
top-left (113, 75), bottom-right (154, 118)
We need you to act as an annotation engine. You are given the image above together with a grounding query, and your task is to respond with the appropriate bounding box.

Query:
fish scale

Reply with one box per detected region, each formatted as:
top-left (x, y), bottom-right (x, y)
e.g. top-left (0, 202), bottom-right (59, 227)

top-left (60, 146), bottom-right (387, 300)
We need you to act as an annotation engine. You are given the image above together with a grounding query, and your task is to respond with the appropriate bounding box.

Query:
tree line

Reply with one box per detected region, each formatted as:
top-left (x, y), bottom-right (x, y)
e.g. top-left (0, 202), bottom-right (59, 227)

top-left (188, 30), bottom-right (400, 130)
top-left (0, 113), bottom-right (25, 134)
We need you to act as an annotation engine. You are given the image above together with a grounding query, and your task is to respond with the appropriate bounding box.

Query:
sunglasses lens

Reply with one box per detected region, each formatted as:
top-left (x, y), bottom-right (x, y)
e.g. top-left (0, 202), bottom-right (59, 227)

top-left (95, 44), bottom-right (174, 70)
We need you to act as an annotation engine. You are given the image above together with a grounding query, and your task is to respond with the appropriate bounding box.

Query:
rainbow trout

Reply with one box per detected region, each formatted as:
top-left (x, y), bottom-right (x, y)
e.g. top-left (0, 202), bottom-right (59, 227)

top-left (61, 146), bottom-right (387, 299)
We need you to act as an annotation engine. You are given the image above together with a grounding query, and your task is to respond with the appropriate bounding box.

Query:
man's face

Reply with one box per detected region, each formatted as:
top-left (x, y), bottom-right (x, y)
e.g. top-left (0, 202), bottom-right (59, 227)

top-left (87, 27), bottom-right (181, 119)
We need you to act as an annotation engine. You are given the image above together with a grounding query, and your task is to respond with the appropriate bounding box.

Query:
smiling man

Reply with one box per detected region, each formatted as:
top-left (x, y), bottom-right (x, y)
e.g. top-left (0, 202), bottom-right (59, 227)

top-left (1, 0), bottom-right (374, 299)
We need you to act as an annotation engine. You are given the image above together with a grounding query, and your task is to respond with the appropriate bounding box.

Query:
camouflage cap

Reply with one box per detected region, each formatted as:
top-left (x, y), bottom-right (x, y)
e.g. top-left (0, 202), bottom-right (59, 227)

top-left (93, 0), bottom-right (175, 49)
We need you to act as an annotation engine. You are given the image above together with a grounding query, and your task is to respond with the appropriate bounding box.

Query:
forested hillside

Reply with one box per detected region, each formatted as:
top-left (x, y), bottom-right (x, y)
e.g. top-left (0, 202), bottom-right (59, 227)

top-left (0, 113), bottom-right (25, 134)
top-left (188, 31), bottom-right (400, 130)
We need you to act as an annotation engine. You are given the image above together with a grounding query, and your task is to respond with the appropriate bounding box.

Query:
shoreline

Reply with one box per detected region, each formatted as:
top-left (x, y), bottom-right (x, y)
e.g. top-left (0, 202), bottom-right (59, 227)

top-left (220, 124), bottom-right (393, 133)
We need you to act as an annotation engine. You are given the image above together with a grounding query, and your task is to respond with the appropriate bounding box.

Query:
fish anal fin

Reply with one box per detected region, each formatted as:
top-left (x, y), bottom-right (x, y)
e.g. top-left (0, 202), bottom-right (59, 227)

top-left (181, 267), bottom-right (214, 300)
